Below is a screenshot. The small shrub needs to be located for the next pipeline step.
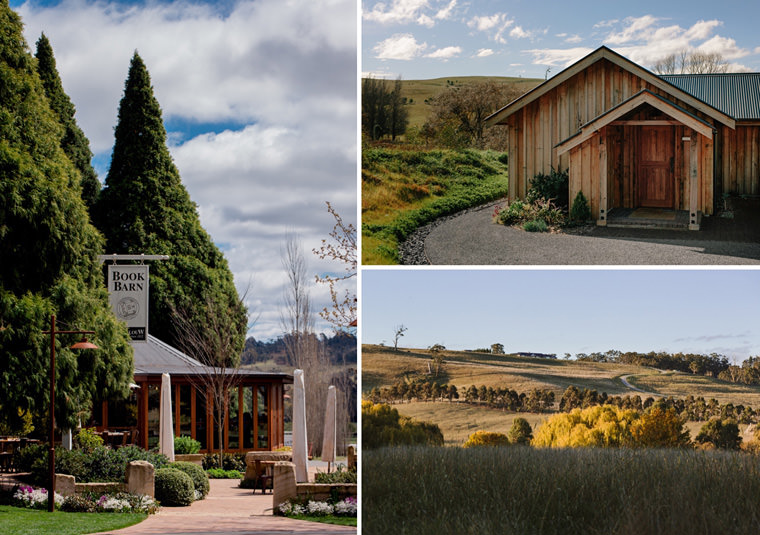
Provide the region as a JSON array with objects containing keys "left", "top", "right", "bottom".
[
  {"left": 62, "top": 493, "right": 97, "bottom": 513},
  {"left": 570, "top": 190, "right": 591, "bottom": 222},
  {"left": 496, "top": 199, "right": 528, "bottom": 225},
  {"left": 155, "top": 467, "right": 195, "bottom": 506},
  {"left": 174, "top": 435, "right": 201, "bottom": 455},
  {"left": 15, "top": 442, "right": 46, "bottom": 473},
  {"left": 75, "top": 427, "right": 104, "bottom": 452},
  {"left": 170, "top": 461, "right": 210, "bottom": 499},
  {"left": 202, "top": 452, "right": 246, "bottom": 472},
  {"left": 463, "top": 430, "right": 510, "bottom": 448},
  {"left": 523, "top": 219, "right": 548, "bottom": 232},
  {"left": 206, "top": 468, "right": 243, "bottom": 479},
  {"left": 314, "top": 464, "right": 357, "bottom": 484},
  {"left": 508, "top": 418, "right": 534, "bottom": 445},
  {"left": 527, "top": 168, "right": 569, "bottom": 209}
]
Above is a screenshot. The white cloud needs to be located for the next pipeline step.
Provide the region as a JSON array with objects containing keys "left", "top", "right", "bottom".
[
  {"left": 363, "top": 0, "right": 430, "bottom": 25},
  {"left": 373, "top": 33, "right": 427, "bottom": 60},
  {"left": 527, "top": 47, "right": 593, "bottom": 67},
  {"left": 509, "top": 26, "right": 531, "bottom": 39},
  {"left": 426, "top": 46, "right": 462, "bottom": 59},
  {"left": 565, "top": 34, "right": 583, "bottom": 44},
  {"left": 684, "top": 19, "right": 722, "bottom": 41},
  {"left": 435, "top": 0, "right": 457, "bottom": 20},
  {"left": 417, "top": 13, "right": 435, "bottom": 27},
  {"left": 15, "top": 0, "right": 356, "bottom": 340},
  {"left": 605, "top": 15, "right": 660, "bottom": 45},
  {"left": 467, "top": 12, "right": 515, "bottom": 44},
  {"left": 475, "top": 48, "right": 494, "bottom": 58},
  {"left": 697, "top": 35, "right": 749, "bottom": 59}
]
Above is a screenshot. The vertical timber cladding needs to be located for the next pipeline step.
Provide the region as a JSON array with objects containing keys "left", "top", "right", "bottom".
[{"left": 108, "top": 264, "right": 149, "bottom": 341}]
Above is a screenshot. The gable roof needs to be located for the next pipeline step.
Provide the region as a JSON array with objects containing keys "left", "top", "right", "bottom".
[
  {"left": 556, "top": 89, "right": 715, "bottom": 155},
  {"left": 485, "top": 46, "right": 735, "bottom": 129},
  {"left": 661, "top": 73, "right": 760, "bottom": 120},
  {"left": 132, "top": 335, "right": 292, "bottom": 381}
]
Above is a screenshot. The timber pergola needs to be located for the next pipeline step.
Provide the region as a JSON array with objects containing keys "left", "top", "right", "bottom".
[{"left": 555, "top": 90, "right": 718, "bottom": 230}]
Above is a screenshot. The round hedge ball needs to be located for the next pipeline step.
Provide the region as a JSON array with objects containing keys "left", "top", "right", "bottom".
[
  {"left": 155, "top": 467, "right": 195, "bottom": 506},
  {"left": 170, "top": 461, "right": 210, "bottom": 499}
]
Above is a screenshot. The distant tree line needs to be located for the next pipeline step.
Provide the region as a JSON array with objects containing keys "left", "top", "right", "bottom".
[
  {"left": 361, "top": 76, "right": 408, "bottom": 141},
  {"left": 572, "top": 350, "right": 732, "bottom": 378},
  {"left": 241, "top": 332, "right": 356, "bottom": 366},
  {"left": 366, "top": 379, "right": 555, "bottom": 413}
]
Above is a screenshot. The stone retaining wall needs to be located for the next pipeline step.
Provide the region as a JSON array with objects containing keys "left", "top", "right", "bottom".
[
  {"left": 272, "top": 461, "right": 357, "bottom": 512},
  {"left": 54, "top": 460, "right": 155, "bottom": 498}
]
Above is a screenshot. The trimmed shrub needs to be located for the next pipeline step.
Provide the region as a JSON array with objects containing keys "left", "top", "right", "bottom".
[
  {"left": 523, "top": 219, "right": 548, "bottom": 232},
  {"left": 174, "top": 435, "right": 201, "bottom": 455},
  {"left": 170, "top": 461, "right": 210, "bottom": 499},
  {"left": 155, "top": 467, "right": 195, "bottom": 506},
  {"left": 61, "top": 493, "right": 97, "bottom": 513},
  {"left": 202, "top": 452, "right": 246, "bottom": 472},
  {"left": 570, "top": 190, "right": 591, "bottom": 222},
  {"left": 314, "top": 465, "right": 357, "bottom": 484},
  {"left": 75, "top": 428, "right": 104, "bottom": 453},
  {"left": 463, "top": 430, "right": 510, "bottom": 448},
  {"left": 206, "top": 468, "right": 243, "bottom": 479}
]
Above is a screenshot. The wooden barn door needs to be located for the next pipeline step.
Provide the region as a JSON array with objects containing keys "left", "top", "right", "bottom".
[{"left": 638, "top": 126, "right": 675, "bottom": 208}]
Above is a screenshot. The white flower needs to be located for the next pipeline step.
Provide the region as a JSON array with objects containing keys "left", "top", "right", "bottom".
[
  {"left": 335, "top": 498, "right": 358, "bottom": 516},
  {"left": 307, "top": 501, "right": 334, "bottom": 516}
]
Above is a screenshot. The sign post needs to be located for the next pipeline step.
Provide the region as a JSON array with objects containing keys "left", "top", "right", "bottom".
[{"left": 107, "top": 264, "right": 149, "bottom": 341}]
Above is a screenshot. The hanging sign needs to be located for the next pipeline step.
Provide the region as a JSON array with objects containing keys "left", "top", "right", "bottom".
[{"left": 107, "top": 264, "right": 149, "bottom": 341}]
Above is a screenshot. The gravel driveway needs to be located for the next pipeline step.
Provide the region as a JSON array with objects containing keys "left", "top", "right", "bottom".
[{"left": 401, "top": 199, "right": 760, "bottom": 265}]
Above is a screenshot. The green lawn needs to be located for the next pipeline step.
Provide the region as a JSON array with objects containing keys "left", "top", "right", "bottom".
[
  {"left": 0, "top": 505, "right": 146, "bottom": 535},
  {"left": 290, "top": 515, "right": 357, "bottom": 526}
]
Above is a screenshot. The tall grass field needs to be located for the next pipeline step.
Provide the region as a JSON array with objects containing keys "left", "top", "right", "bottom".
[{"left": 363, "top": 446, "right": 760, "bottom": 535}]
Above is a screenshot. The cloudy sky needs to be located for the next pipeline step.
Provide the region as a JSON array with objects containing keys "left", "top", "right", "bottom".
[
  {"left": 363, "top": 0, "right": 760, "bottom": 79},
  {"left": 11, "top": 0, "right": 357, "bottom": 340},
  {"left": 362, "top": 269, "right": 760, "bottom": 362}
]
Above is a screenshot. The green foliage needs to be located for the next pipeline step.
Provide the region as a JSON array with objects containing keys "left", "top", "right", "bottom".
[
  {"left": 61, "top": 494, "right": 97, "bottom": 513},
  {"left": 0, "top": 2, "right": 134, "bottom": 432},
  {"left": 362, "top": 401, "right": 444, "bottom": 449},
  {"left": 362, "top": 147, "right": 509, "bottom": 264},
  {"left": 314, "top": 465, "right": 357, "bottom": 484},
  {"left": 93, "top": 53, "right": 246, "bottom": 361},
  {"left": 28, "top": 444, "right": 169, "bottom": 485},
  {"left": 364, "top": 446, "right": 760, "bottom": 535},
  {"left": 75, "top": 427, "right": 104, "bottom": 453},
  {"left": 523, "top": 219, "right": 548, "bottom": 232},
  {"left": 202, "top": 452, "right": 246, "bottom": 472},
  {"left": 154, "top": 467, "right": 195, "bottom": 507},
  {"left": 173, "top": 435, "right": 201, "bottom": 455},
  {"left": 508, "top": 418, "right": 533, "bottom": 445},
  {"left": 205, "top": 468, "right": 242, "bottom": 479},
  {"left": 526, "top": 168, "right": 569, "bottom": 209},
  {"left": 462, "top": 430, "right": 510, "bottom": 448},
  {"left": 34, "top": 34, "right": 100, "bottom": 209},
  {"left": 696, "top": 418, "right": 742, "bottom": 450},
  {"left": 362, "top": 76, "right": 408, "bottom": 141},
  {"left": 170, "top": 461, "right": 210, "bottom": 499},
  {"left": 569, "top": 190, "right": 591, "bottom": 223}
]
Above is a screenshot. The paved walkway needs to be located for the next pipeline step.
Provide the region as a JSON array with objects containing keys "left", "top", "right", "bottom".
[
  {"left": 418, "top": 198, "right": 760, "bottom": 265},
  {"left": 92, "top": 478, "right": 357, "bottom": 535}
]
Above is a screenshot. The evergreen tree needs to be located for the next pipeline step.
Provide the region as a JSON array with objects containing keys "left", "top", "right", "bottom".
[
  {"left": 94, "top": 53, "right": 246, "bottom": 362},
  {"left": 34, "top": 33, "right": 100, "bottom": 209},
  {"left": 0, "top": 1, "right": 133, "bottom": 434}
]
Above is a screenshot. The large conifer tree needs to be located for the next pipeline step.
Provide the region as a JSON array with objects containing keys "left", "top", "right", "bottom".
[
  {"left": 35, "top": 33, "right": 100, "bottom": 209},
  {"left": 94, "top": 53, "right": 247, "bottom": 362},
  {"left": 0, "top": 1, "right": 133, "bottom": 433}
]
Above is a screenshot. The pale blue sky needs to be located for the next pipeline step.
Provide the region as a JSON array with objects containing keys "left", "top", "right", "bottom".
[
  {"left": 363, "top": 0, "right": 760, "bottom": 79},
  {"left": 361, "top": 269, "right": 760, "bottom": 361}
]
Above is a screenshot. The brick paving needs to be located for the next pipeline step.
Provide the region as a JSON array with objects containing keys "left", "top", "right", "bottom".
[{"left": 92, "top": 478, "right": 357, "bottom": 535}]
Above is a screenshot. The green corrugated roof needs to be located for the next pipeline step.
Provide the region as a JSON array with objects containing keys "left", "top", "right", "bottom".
[{"left": 661, "top": 73, "right": 760, "bottom": 120}]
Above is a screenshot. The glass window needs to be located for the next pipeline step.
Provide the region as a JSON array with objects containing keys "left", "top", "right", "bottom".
[
  {"left": 228, "top": 387, "right": 239, "bottom": 450},
  {"left": 195, "top": 387, "right": 207, "bottom": 450},
  {"left": 179, "top": 385, "right": 192, "bottom": 438},
  {"left": 108, "top": 390, "right": 138, "bottom": 428},
  {"left": 147, "top": 384, "right": 160, "bottom": 450},
  {"left": 242, "top": 387, "right": 254, "bottom": 449},
  {"left": 257, "top": 385, "right": 268, "bottom": 449}
]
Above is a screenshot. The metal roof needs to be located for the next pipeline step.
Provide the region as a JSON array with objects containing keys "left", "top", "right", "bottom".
[
  {"left": 132, "top": 335, "right": 292, "bottom": 381},
  {"left": 660, "top": 73, "right": 760, "bottom": 120}
]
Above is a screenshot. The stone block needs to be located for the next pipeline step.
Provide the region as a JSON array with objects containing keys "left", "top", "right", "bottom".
[
  {"left": 272, "top": 461, "right": 297, "bottom": 511},
  {"left": 55, "top": 473, "right": 76, "bottom": 497},
  {"left": 347, "top": 444, "right": 356, "bottom": 470},
  {"left": 126, "top": 460, "right": 155, "bottom": 497}
]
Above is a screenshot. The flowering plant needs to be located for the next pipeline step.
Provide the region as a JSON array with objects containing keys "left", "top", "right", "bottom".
[
  {"left": 278, "top": 496, "right": 357, "bottom": 517},
  {"left": 13, "top": 485, "right": 64, "bottom": 510}
]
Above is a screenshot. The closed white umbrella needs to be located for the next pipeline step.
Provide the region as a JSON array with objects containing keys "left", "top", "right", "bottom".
[
  {"left": 293, "top": 369, "right": 308, "bottom": 482},
  {"left": 321, "top": 385, "right": 336, "bottom": 471},
  {"left": 159, "top": 373, "right": 175, "bottom": 461}
]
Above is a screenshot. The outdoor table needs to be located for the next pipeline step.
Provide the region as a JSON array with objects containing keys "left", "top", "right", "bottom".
[{"left": 244, "top": 451, "right": 292, "bottom": 494}]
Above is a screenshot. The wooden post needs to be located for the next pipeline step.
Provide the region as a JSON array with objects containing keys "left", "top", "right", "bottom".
[
  {"left": 598, "top": 130, "right": 608, "bottom": 226},
  {"left": 689, "top": 130, "right": 700, "bottom": 230}
]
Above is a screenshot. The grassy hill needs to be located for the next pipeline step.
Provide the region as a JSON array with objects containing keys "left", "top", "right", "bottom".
[
  {"left": 363, "top": 344, "right": 760, "bottom": 445},
  {"left": 390, "top": 76, "right": 542, "bottom": 129}
]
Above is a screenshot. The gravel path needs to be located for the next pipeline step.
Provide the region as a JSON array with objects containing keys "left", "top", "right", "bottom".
[{"left": 402, "top": 199, "right": 760, "bottom": 265}]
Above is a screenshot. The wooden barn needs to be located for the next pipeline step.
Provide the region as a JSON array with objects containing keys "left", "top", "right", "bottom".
[{"left": 486, "top": 46, "right": 760, "bottom": 229}]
